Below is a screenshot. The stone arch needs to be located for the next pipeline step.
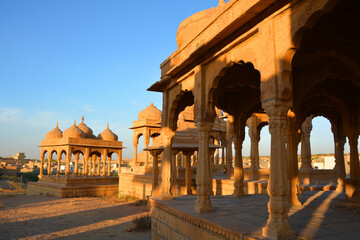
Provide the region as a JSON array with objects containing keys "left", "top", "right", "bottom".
[
  {"left": 291, "top": 0, "right": 340, "bottom": 49},
  {"left": 208, "top": 60, "right": 262, "bottom": 124},
  {"left": 168, "top": 90, "right": 194, "bottom": 131}
]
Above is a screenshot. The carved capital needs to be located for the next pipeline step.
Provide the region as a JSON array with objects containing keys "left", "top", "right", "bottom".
[
  {"left": 161, "top": 127, "right": 175, "bottom": 146},
  {"left": 149, "top": 150, "right": 162, "bottom": 157},
  {"left": 263, "top": 101, "right": 289, "bottom": 133}
]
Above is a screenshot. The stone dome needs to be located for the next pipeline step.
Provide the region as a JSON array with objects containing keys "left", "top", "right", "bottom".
[
  {"left": 45, "top": 122, "right": 63, "bottom": 139},
  {"left": 176, "top": 1, "right": 226, "bottom": 48},
  {"left": 138, "top": 103, "right": 162, "bottom": 121},
  {"left": 63, "top": 120, "right": 85, "bottom": 138},
  {"left": 98, "top": 123, "right": 118, "bottom": 141},
  {"left": 77, "top": 116, "right": 95, "bottom": 139}
]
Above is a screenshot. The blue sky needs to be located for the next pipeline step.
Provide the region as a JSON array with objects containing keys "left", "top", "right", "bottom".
[{"left": 0, "top": 0, "right": 355, "bottom": 159}]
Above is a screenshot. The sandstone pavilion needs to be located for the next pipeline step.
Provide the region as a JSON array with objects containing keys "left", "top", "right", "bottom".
[{"left": 28, "top": 116, "right": 124, "bottom": 197}]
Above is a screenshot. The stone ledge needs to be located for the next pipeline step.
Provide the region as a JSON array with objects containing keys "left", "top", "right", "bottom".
[{"left": 150, "top": 197, "right": 244, "bottom": 240}]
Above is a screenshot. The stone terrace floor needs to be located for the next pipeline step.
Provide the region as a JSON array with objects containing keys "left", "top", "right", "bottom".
[{"left": 160, "top": 191, "right": 360, "bottom": 240}]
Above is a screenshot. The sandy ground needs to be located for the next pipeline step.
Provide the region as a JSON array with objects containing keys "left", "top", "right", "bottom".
[{"left": 0, "top": 192, "right": 152, "bottom": 240}]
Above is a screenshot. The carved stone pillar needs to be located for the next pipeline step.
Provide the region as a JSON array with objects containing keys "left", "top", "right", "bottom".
[
  {"left": 349, "top": 133, "right": 360, "bottom": 179},
  {"left": 84, "top": 149, "right": 89, "bottom": 177},
  {"left": 233, "top": 120, "right": 245, "bottom": 197},
  {"left": 118, "top": 149, "right": 122, "bottom": 176},
  {"left": 144, "top": 133, "right": 150, "bottom": 166},
  {"left": 57, "top": 153, "right": 61, "bottom": 176},
  {"left": 192, "top": 152, "right": 197, "bottom": 167},
  {"left": 159, "top": 128, "right": 175, "bottom": 200},
  {"left": 221, "top": 141, "right": 225, "bottom": 166},
  {"left": 262, "top": 102, "right": 295, "bottom": 239},
  {"left": 286, "top": 111, "right": 302, "bottom": 206},
  {"left": 107, "top": 156, "right": 111, "bottom": 176},
  {"left": 226, "top": 119, "right": 234, "bottom": 172},
  {"left": 249, "top": 129, "right": 260, "bottom": 170},
  {"left": 39, "top": 153, "right": 44, "bottom": 178},
  {"left": 91, "top": 154, "right": 97, "bottom": 176},
  {"left": 214, "top": 139, "right": 220, "bottom": 165},
  {"left": 65, "top": 150, "right": 71, "bottom": 177},
  {"left": 300, "top": 117, "right": 313, "bottom": 170},
  {"left": 48, "top": 155, "right": 52, "bottom": 176},
  {"left": 150, "top": 150, "right": 162, "bottom": 196},
  {"left": 171, "top": 149, "right": 181, "bottom": 197},
  {"left": 96, "top": 156, "right": 100, "bottom": 176},
  {"left": 183, "top": 151, "right": 194, "bottom": 195},
  {"left": 332, "top": 125, "right": 346, "bottom": 191},
  {"left": 133, "top": 137, "right": 138, "bottom": 166},
  {"left": 194, "top": 121, "right": 214, "bottom": 213},
  {"left": 74, "top": 153, "right": 79, "bottom": 177}
]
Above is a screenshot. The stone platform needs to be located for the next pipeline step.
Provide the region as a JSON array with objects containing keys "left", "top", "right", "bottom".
[
  {"left": 151, "top": 191, "right": 360, "bottom": 240},
  {"left": 27, "top": 176, "right": 118, "bottom": 197}
]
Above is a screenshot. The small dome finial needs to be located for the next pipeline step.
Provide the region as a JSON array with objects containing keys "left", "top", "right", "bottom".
[
  {"left": 56, "top": 122, "right": 59, "bottom": 128},
  {"left": 81, "top": 116, "right": 84, "bottom": 123},
  {"left": 107, "top": 122, "right": 109, "bottom": 129},
  {"left": 73, "top": 120, "right": 76, "bottom": 126},
  {"left": 218, "top": 0, "right": 226, "bottom": 8}
]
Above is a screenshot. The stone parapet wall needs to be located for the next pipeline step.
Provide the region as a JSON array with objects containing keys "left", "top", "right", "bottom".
[
  {"left": 213, "top": 178, "right": 267, "bottom": 195},
  {"left": 150, "top": 198, "right": 243, "bottom": 240},
  {"left": 298, "top": 169, "right": 337, "bottom": 184}
]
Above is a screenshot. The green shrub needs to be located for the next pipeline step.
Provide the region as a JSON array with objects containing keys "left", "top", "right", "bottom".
[{"left": 22, "top": 172, "right": 39, "bottom": 182}]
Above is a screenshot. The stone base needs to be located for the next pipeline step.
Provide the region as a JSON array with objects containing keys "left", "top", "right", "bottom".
[
  {"left": 338, "top": 178, "right": 360, "bottom": 209},
  {"left": 118, "top": 173, "right": 153, "bottom": 200},
  {"left": 27, "top": 176, "right": 118, "bottom": 197},
  {"left": 298, "top": 169, "right": 337, "bottom": 184},
  {"left": 132, "top": 166, "right": 153, "bottom": 175},
  {"left": 150, "top": 197, "right": 244, "bottom": 240}
]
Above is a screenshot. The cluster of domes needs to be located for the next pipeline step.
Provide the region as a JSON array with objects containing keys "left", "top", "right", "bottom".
[{"left": 45, "top": 116, "right": 118, "bottom": 141}]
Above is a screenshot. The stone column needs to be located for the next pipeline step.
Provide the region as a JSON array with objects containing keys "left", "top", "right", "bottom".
[
  {"left": 57, "top": 153, "right": 61, "bottom": 176},
  {"left": 150, "top": 150, "right": 162, "bottom": 196},
  {"left": 194, "top": 121, "right": 214, "bottom": 213},
  {"left": 249, "top": 128, "right": 261, "bottom": 170},
  {"left": 262, "top": 102, "right": 295, "bottom": 239},
  {"left": 84, "top": 149, "right": 89, "bottom": 177},
  {"left": 226, "top": 119, "right": 234, "bottom": 172},
  {"left": 349, "top": 133, "right": 360, "bottom": 179},
  {"left": 214, "top": 139, "right": 220, "bottom": 165},
  {"left": 192, "top": 152, "right": 197, "bottom": 167},
  {"left": 158, "top": 128, "right": 175, "bottom": 200},
  {"left": 176, "top": 153, "right": 182, "bottom": 177},
  {"left": 133, "top": 137, "right": 138, "bottom": 166},
  {"left": 183, "top": 151, "right": 194, "bottom": 195},
  {"left": 332, "top": 125, "right": 346, "bottom": 191},
  {"left": 144, "top": 132, "right": 150, "bottom": 166},
  {"left": 300, "top": 117, "right": 313, "bottom": 170},
  {"left": 65, "top": 150, "right": 71, "bottom": 177},
  {"left": 96, "top": 156, "right": 100, "bottom": 176},
  {"left": 286, "top": 111, "right": 302, "bottom": 206},
  {"left": 118, "top": 149, "right": 122, "bottom": 176},
  {"left": 92, "top": 155, "right": 96, "bottom": 176},
  {"left": 171, "top": 150, "right": 181, "bottom": 197},
  {"left": 233, "top": 122, "right": 245, "bottom": 197},
  {"left": 74, "top": 153, "right": 79, "bottom": 177},
  {"left": 107, "top": 156, "right": 111, "bottom": 176},
  {"left": 102, "top": 150, "right": 107, "bottom": 177},
  {"left": 48, "top": 155, "right": 52, "bottom": 176},
  {"left": 40, "top": 152, "right": 44, "bottom": 178},
  {"left": 221, "top": 142, "right": 225, "bottom": 166}
]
